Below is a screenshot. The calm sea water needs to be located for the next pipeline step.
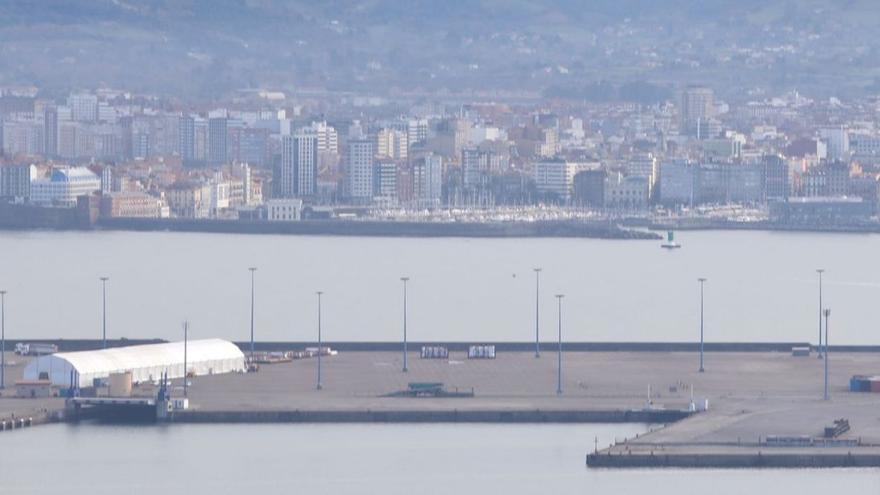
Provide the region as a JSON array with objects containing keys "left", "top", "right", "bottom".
[
  {"left": 0, "top": 230, "right": 878, "bottom": 344},
  {"left": 0, "top": 423, "right": 877, "bottom": 494}
]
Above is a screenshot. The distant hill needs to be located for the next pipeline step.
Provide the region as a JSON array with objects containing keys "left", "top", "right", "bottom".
[{"left": 1, "top": 0, "right": 878, "bottom": 99}]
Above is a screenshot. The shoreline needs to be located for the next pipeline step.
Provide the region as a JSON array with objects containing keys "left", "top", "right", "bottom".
[
  {"left": 0, "top": 214, "right": 880, "bottom": 240},
  {"left": 0, "top": 208, "right": 660, "bottom": 239}
]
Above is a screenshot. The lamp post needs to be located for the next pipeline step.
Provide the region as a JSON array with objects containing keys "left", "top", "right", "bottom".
[
  {"left": 555, "top": 294, "right": 564, "bottom": 395},
  {"left": 401, "top": 277, "right": 409, "bottom": 373},
  {"left": 183, "top": 320, "right": 188, "bottom": 398},
  {"left": 533, "top": 268, "right": 542, "bottom": 358},
  {"left": 816, "top": 269, "right": 824, "bottom": 359},
  {"left": 249, "top": 267, "right": 257, "bottom": 362},
  {"left": 0, "top": 290, "right": 6, "bottom": 390},
  {"left": 824, "top": 308, "right": 831, "bottom": 401},
  {"left": 100, "top": 277, "right": 109, "bottom": 349},
  {"left": 698, "top": 278, "right": 707, "bottom": 373},
  {"left": 316, "top": 291, "right": 323, "bottom": 390}
]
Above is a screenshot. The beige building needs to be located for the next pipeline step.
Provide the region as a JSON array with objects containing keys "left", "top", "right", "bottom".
[
  {"left": 377, "top": 128, "right": 408, "bottom": 160},
  {"left": 166, "top": 181, "right": 211, "bottom": 218},
  {"left": 100, "top": 192, "right": 166, "bottom": 218}
]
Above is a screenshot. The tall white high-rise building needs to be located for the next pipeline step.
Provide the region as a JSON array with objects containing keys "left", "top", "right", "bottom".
[
  {"left": 461, "top": 148, "right": 489, "bottom": 188},
  {"left": 679, "top": 86, "right": 714, "bottom": 133},
  {"left": 819, "top": 127, "right": 850, "bottom": 161},
  {"left": 68, "top": 93, "right": 98, "bottom": 123},
  {"left": 308, "top": 121, "right": 338, "bottom": 154},
  {"left": 373, "top": 161, "right": 398, "bottom": 201},
  {"left": 413, "top": 153, "right": 443, "bottom": 207},
  {"left": 280, "top": 131, "right": 318, "bottom": 197},
  {"left": 407, "top": 119, "right": 429, "bottom": 146},
  {"left": 346, "top": 138, "right": 374, "bottom": 200}
]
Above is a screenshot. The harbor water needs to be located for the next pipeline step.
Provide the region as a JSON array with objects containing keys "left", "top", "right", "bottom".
[
  {"left": 1, "top": 229, "right": 879, "bottom": 343},
  {"left": 1, "top": 423, "right": 878, "bottom": 494}
]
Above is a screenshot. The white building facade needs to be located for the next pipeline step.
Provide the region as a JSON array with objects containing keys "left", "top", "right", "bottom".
[{"left": 30, "top": 167, "right": 101, "bottom": 206}]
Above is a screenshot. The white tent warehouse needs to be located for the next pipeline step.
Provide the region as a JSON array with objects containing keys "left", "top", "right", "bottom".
[{"left": 23, "top": 339, "right": 246, "bottom": 388}]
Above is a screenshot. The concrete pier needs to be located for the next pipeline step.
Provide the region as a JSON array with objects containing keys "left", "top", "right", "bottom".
[{"left": 5, "top": 346, "right": 880, "bottom": 468}]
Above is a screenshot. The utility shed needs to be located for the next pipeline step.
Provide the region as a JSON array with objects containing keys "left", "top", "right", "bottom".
[{"left": 23, "top": 339, "right": 246, "bottom": 388}]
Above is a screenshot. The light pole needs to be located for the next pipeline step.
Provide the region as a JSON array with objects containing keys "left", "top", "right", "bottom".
[
  {"left": 316, "top": 291, "right": 323, "bottom": 390},
  {"left": 534, "top": 268, "right": 542, "bottom": 358},
  {"left": 824, "top": 308, "right": 831, "bottom": 401},
  {"left": 816, "top": 269, "right": 824, "bottom": 359},
  {"left": 249, "top": 267, "right": 257, "bottom": 362},
  {"left": 0, "top": 290, "right": 6, "bottom": 390},
  {"left": 698, "top": 278, "right": 707, "bottom": 373},
  {"left": 555, "top": 294, "right": 564, "bottom": 395},
  {"left": 401, "top": 277, "right": 409, "bottom": 373},
  {"left": 183, "top": 320, "right": 188, "bottom": 398},
  {"left": 100, "top": 277, "right": 109, "bottom": 349}
]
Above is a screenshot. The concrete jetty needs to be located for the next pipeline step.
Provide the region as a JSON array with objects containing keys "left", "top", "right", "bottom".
[{"left": 4, "top": 346, "right": 880, "bottom": 468}]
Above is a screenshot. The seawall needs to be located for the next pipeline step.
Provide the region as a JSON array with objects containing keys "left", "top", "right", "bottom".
[
  {"left": 168, "top": 408, "right": 691, "bottom": 424},
  {"left": 586, "top": 451, "right": 880, "bottom": 468}
]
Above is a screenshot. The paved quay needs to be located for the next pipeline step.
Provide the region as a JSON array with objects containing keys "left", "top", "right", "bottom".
[
  {"left": 173, "top": 350, "right": 876, "bottom": 410},
  {"left": 176, "top": 349, "right": 880, "bottom": 466},
  {"left": 5, "top": 347, "right": 880, "bottom": 468}
]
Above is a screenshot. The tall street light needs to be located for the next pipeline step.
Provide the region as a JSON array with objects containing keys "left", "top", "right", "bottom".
[
  {"left": 816, "top": 269, "right": 824, "bottom": 359},
  {"left": 698, "top": 278, "right": 707, "bottom": 373},
  {"left": 555, "top": 294, "right": 564, "bottom": 395},
  {"left": 533, "top": 268, "right": 542, "bottom": 358},
  {"left": 249, "top": 267, "right": 257, "bottom": 362},
  {"left": 316, "top": 291, "right": 323, "bottom": 390},
  {"left": 401, "top": 277, "right": 409, "bottom": 373},
  {"left": 0, "top": 290, "right": 6, "bottom": 390},
  {"left": 824, "top": 308, "right": 831, "bottom": 401},
  {"left": 100, "top": 277, "right": 109, "bottom": 349},
  {"left": 183, "top": 320, "right": 188, "bottom": 398}
]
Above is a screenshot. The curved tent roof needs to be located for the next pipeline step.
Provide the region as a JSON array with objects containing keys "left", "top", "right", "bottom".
[{"left": 24, "top": 338, "right": 246, "bottom": 388}]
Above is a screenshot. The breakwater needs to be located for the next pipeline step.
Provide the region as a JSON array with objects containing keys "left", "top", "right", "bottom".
[
  {"left": 648, "top": 218, "right": 880, "bottom": 234},
  {"left": 586, "top": 451, "right": 880, "bottom": 468},
  {"left": 168, "top": 408, "right": 691, "bottom": 424}
]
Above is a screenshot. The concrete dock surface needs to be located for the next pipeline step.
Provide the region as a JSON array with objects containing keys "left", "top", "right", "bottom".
[{"left": 4, "top": 348, "right": 880, "bottom": 466}]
